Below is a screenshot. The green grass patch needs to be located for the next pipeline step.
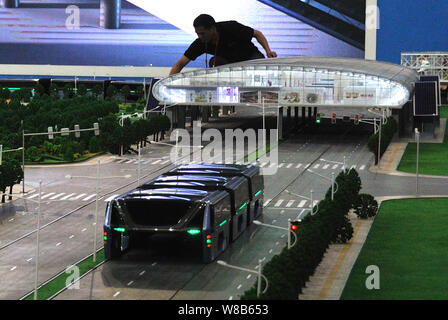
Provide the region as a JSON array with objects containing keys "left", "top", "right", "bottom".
[
  {"left": 25, "top": 152, "right": 103, "bottom": 165},
  {"left": 341, "top": 198, "right": 448, "bottom": 300},
  {"left": 23, "top": 249, "right": 105, "bottom": 300},
  {"left": 397, "top": 106, "right": 448, "bottom": 176}
]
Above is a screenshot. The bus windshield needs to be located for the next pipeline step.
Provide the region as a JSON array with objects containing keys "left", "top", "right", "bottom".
[{"left": 124, "top": 199, "right": 194, "bottom": 226}]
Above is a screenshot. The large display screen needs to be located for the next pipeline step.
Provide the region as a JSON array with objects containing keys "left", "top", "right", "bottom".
[{"left": 0, "top": 0, "right": 363, "bottom": 67}]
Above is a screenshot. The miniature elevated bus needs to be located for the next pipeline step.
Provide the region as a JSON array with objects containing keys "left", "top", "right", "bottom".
[
  {"left": 141, "top": 174, "right": 250, "bottom": 242},
  {"left": 104, "top": 187, "right": 232, "bottom": 263},
  {"left": 164, "top": 163, "right": 264, "bottom": 224},
  {"left": 104, "top": 163, "right": 263, "bottom": 263}
]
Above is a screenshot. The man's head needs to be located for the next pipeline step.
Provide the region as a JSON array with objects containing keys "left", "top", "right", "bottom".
[{"left": 193, "top": 14, "right": 217, "bottom": 43}]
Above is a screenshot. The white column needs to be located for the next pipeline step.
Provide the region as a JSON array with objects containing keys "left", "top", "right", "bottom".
[{"left": 365, "top": 0, "right": 379, "bottom": 61}]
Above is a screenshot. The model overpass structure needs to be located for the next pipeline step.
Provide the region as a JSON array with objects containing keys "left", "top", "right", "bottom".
[{"left": 153, "top": 56, "right": 418, "bottom": 109}]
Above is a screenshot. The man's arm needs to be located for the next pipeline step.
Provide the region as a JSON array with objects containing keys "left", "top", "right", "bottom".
[
  {"left": 253, "top": 29, "right": 277, "bottom": 58},
  {"left": 169, "top": 55, "right": 191, "bottom": 75}
]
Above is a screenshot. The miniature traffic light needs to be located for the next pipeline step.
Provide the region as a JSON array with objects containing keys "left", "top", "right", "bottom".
[
  {"left": 290, "top": 220, "right": 301, "bottom": 232},
  {"left": 354, "top": 114, "right": 359, "bottom": 125},
  {"left": 331, "top": 113, "right": 336, "bottom": 124},
  {"left": 316, "top": 113, "right": 321, "bottom": 124}
]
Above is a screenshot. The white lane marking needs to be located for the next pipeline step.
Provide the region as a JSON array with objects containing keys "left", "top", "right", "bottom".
[
  {"left": 278, "top": 163, "right": 284, "bottom": 168},
  {"left": 152, "top": 159, "right": 162, "bottom": 164},
  {"left": 332, "top": 164, "right": 339, "bottom": 169},
  {"left": 323, "top": 164, "right": 329, "bottom": 169},
  {"left": 125, "top": 159, "right": 134, "bottom": 164},
  {"left": 237, "top": 284, "right": 242, "bottom": 290},
  {"left": 139, "top": 270, "right": 146, "bottom": 276},
  {"left": 360, "top": 165, "right": 366, "bottom": 170},
  {"left": 161, "top": 159, "right": 170, "bottom": 164},
  {"left": 127, "top": 281, "right": 134, "bottom": 286},
  {"left": 113, "top": 291, "right": 120, "bottom": 297},
  {"left": 26, "top": 258, "right": 33, "bottom": 262},
  {"left": 56, "top": 242, "right": 61, "bottom": 247},
  {"left": 82, "top": 228, "right": 87, "bottom": 232},
  {"left": 69, "top": 235, "right": 74, "bottom": 239},
  {"left": 295, "top": 163, "right": 302, "bottom": 168},
  {"left": 246, "top": 274, "right": 252, "bottom": 280},
  {"left": 313, "top": 164, "right": 320, "bottom": 169},
  {"left": 10, "top": 266, "right": 17, "bottom": 271},
  {"left": 286, "top": 163, "right": 293, "bottom": 168},
  {"left": 286, "top": 200, "right": 295, "bottom": 208},
  {"left": 27, "top": 193, "right": 41, "bottom": 199}
]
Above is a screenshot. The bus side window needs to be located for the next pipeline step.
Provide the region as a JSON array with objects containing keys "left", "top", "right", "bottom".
[
  {"left": 111, "top": 202, "right": 124, "bottom": 225},
  {"left": 213, "top": 196, "right": 232, "bottom": 229}
]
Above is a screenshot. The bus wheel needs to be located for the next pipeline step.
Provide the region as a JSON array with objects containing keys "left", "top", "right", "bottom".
[
  {"left": 255, "top": 200, "right": 263, "bottom": 218},
  {"left": 110, "top": 233, "right": 122, "bottom": 259}
]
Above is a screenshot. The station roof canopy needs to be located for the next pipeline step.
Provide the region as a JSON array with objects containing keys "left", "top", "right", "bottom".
[{"left": 153, "top": 56, "right": 419, "bottom": 109}]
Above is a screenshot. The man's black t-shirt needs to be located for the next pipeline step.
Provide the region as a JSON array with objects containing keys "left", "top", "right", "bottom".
[{"left": 184, "top": 21, "right": 263, "bottom": 64}]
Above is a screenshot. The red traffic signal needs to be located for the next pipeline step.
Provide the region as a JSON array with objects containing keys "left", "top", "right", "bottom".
[
  {"left": 290, "top": 220, "right": 301, "bottom": 232},
  {"left": 331, "top": 113, "right": 336, "bottom": 124}
]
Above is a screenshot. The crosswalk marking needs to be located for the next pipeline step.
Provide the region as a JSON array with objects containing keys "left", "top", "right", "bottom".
[
  {"left": 286, "top": 200, "right": 295, "bottom": 207},
  {"left": 152, "top": 159, "right": 162, "bottom": 164},
  {"left": 359, "top": 165, "right": 365, "bottom": 170},
  {"left": 82, "top": 194, "right": 97, "bottom": 201},
  {"left": 323, "top": 164, "right": 329, "bottom": 169},
  {"left": 71, "top": 193, "right": 86, "bottom": 200},
  {"left": 278, "top": 163, "right": 285, "bottom": 168},
  {"left": 41, "top": 192, "right": 55, "bottom": 199},
  {"left": 264, "top": 199, "right": 272, "bottom": 207},
  {"left": 161, "top": 159, "right": 170, "bottom": 164},
  {"left": 104, "top": 194, "right": 120, "bottom": 202},
  {"left": 298, "top": 200, "right": 307, "bottom": 208},
  {"left": 274, "top": 199, "right": 284, "bottom": 207},
  {"left": 286, "top": 163, "right": 293, "bottom": 168},
  {"left": 295, "top": 163, "right": 302, "bottom": 168},
  {"left": 313, "top": 164, "right": 320, "bottom": 169},
  {"left": 27, "top": 193, "right": 40, "bottom": 199},
  {"left": 50, "top": 193, "right": 65, "bottom": 200},
  {"left": 125, "top": 159, "right": 134, "bottom": 164},
  {"left": 60, "top": 193, "right": 76, "bottom": 200},
  {"left": 332, "top": 164, "right": 339, "bottom": 169}
]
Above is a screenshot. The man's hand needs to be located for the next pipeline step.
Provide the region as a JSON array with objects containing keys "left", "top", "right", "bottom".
[
  {"left": 169, "top": 55, "right": 191, "bottom": 75},
  {"left": 266, "top": 50, "right": 277, "bottom": 58},
  {"left": 253, "top": 29, "right": 277, "bottom": 59}
]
